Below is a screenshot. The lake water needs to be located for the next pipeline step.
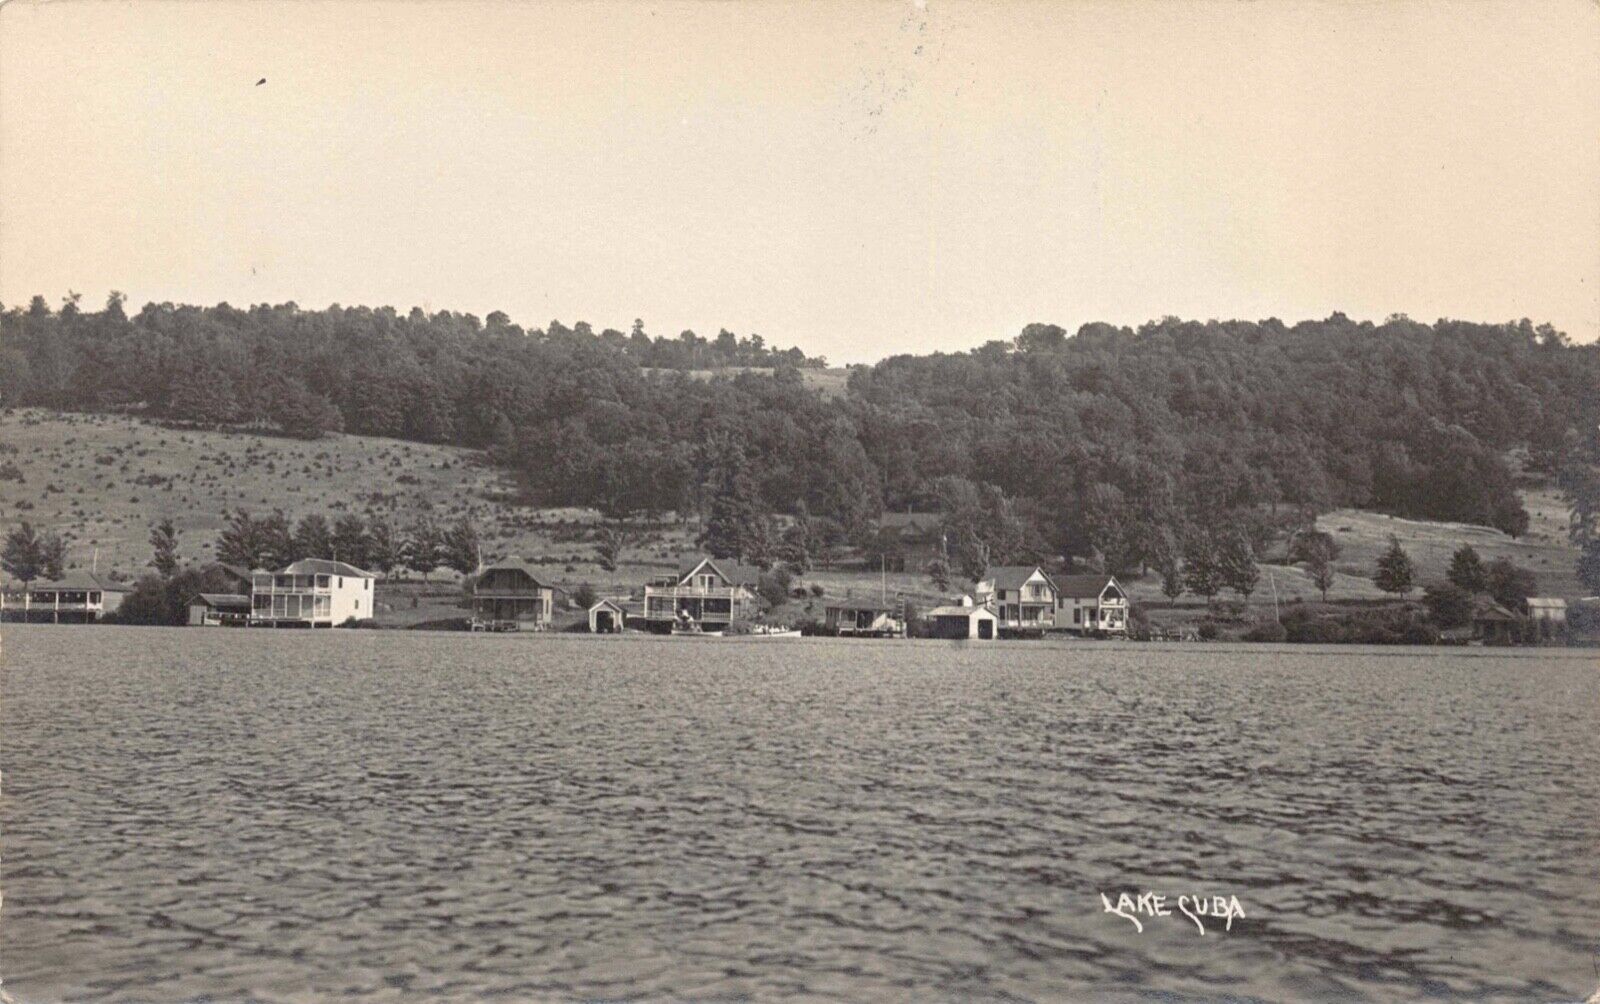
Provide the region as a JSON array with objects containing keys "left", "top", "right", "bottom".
[{"left": 2, "top": 626, "right": 1597, "bottom": 1002}]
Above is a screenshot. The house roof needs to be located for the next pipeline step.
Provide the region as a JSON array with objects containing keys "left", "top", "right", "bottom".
[
  {"left": 928, "top": 604, "right": 995, "bottom": 619},
  {"left": 1055, "top": 573, "right": 1120, "bottom": 599},
  {"left": 877, "top": 512, "right": 943, "bottom": 538},
  {"left": 985, "top": 565, "right": 1052, "bottom": 591},
  {"left": 476, "top": 559, "right": 550, "bottom": 587},
  {"left": 278, "top": 558, "right": 373, "bottom": 578},
  {"left": 676, "top": 556, "right": 762, "bottom": 587},
  {"left": 194, "top": 593, "right": 251, "bottom": 610},
  {"left": 1472, "top": 599, "right": 1518, "bottom": 622},
  {"left": 588, "top": 597, "right": 627, "bottom": 613},
  {"left": 1526, "top": 597, "right": 1567, "bottom": 610},
  {"left": 216, "top": 563, "right": 257, "bottom": 581},
  {"left": 3, "top": 572, "right": 130, "bottom": 592}
]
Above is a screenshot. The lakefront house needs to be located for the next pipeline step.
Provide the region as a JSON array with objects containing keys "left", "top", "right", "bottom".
[
  {"left": 824, "top": 599, "right": 906, "bottom": 637},
  {"left": 1054, "top": 573, "right": 1129, "bottom": 635},
  {"left": 470, "top": 560, "right": 555, "bottom": 631},
  {"left": 644, "top": 557, "right": 760, "bottom": 633},
  {"left": 250, "top": 558, "right": 374, "bottom": 627},
  {"left": 975, "top": 565, "right": 1059, "bottom": 635},
  {"left": 0, "top": 573, "right": 130, "bottom": 623}
]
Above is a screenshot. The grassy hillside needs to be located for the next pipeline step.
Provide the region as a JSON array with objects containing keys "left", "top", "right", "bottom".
[{"left": 0, "top": 409, "right": 1583, "bottom": 626}]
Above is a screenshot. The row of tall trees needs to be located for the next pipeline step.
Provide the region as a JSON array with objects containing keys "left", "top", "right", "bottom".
[{"left": 213, "top": 510, "right": 480, "bottom": 578}]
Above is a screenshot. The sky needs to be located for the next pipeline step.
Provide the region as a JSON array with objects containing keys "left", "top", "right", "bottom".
[{"left": 2, "top": 0, "right": 1596, "bottom": 363}]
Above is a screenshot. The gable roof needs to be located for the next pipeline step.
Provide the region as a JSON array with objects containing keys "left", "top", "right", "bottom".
[
  {"left": 676, "top": 556, "right": 762, "bottom": 587},
  {"left": 1472, "top": 599, "right": 1518, "bottom": 622},
  {"left": 1055, "top": 573, "right": 1120, "bottom": 599},
  {"left": 587, "top": 597, "right": 627, "bottom": 613},
  {"left": 476, "top": 559, "right": 550, "bottom": 588},
  {"left": 1525, "top": 597, "right": 1567, "bottom": 610},
  {"left": 985, "top": 565, "right": 1053, "bottom": 591},
  {"left": 279, "top": 558, "right": 373, "bottom": 578}
]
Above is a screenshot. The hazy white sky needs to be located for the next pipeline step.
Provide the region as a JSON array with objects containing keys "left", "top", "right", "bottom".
[{"left": 2, "top": 0, "right": 1596, "bottom": 362}]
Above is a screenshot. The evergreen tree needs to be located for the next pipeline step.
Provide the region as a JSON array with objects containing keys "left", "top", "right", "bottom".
[
  {"left": 293, "top": 514, "right": 334, "bottom": 560},
  {"left": 405, "top": 516, "right": 444, "bottom": 583},
  {"left": 1373, "top": 535, "right": 1416, "bottom": 597},
  {"left": 442, "top": 517, "right": 481, "bottom": 575},
  {"left": 331, "top": 514, "right": 369, "bottom": 567},
  {"left": 698, "top": 467, "right": 764, "bottom": 561},
  {"left": 215, "top": 510, "right": 263, "bottom": 569},
  {"left": 256, "top": 510, "right": 296, "bottom": 569},
  {"left": 1446, "top": 545, "right": 1488, "bottom": 594},
  {"left": 149, "top": 518, "right": 180, "bottom": 578},
  {"left": 924, "top": 555, "right": 952, "bottom": 593},
  {"left": 3, "top": 522, "right": 45, "bottom": 584},
  {"left": 1218, "top": 529, "right": 1260, "bottom": 599},
  {"left": 364, "top": 517, "right": 401, "bottom": 578}
]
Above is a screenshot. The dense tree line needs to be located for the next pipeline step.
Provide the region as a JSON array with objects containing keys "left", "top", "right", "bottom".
[{"left": 4, "top": 297, "right": 1597, "bottom": 576}]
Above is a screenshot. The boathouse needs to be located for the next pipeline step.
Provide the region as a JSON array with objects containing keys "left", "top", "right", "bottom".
[
  {"left": 188, "top": 592, "right": 251, "bottom": 626},
  {"left": 0, "top": 573, "right": 130, "bottom": 623},
  {"left": 250, "top": 558, "right": 374, "bottom": 627},
  {"left": 470, "top": 560, "right": 555, "bottom": 631},
  {"left": 588, "top": 597, "right": 628, "bottom": 633},
  {"left": 824, "top": 599, "right": 906, "bottom": 637},
  {"left": 643, "top": 557, "right": 760, "bottom": 633},
  {"left": 926, "top": 597, "right": 997, "bottom": 640}
]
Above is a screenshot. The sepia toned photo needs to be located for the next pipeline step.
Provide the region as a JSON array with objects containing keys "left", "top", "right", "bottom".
[{"left": 1, "top": 1, "right": 1597, "bottom": 1001}]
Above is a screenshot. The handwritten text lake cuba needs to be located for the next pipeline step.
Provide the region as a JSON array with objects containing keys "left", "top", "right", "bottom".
[
  {"left": 4, "top": 628, "right": 1599, "bottom": 1002},
  {"left": 1101, "top": 891, "right": 1246, "bottom": 934}
]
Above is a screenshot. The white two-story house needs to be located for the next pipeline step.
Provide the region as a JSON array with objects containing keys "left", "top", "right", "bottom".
[
  {"left": 1055, "top": 573, "right": 1128, "bottom": 635},
  {"left": 644, "top": 557, "right": 760, "bottom": 633},
  {"left": 250, "top": 558, "right": 375, "bottom": 627},
  {"left": 976, "top": 565, "right": 1059, "bottom": 635}
]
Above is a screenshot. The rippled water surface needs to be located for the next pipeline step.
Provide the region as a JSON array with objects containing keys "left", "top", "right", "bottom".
[{"left": 3, "top": 626, "right": 1597, "bottom": 1002}]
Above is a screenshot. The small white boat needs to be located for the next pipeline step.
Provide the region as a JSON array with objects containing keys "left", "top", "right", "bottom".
[{"left": 746, "top": 627, "right": 802, "bottom": 638}]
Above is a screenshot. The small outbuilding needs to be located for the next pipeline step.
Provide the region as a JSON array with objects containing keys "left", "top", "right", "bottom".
[
  {"left": 1525, "top": 597, "right": 1567, "bottom": 623},
  {"left": 926, "top": 598, "right": 998, "bottom": 640},
  {"left": 588, "top": 597, "right": 628, "bottom": 634},
  {"left": 188, "top": 592, "right": 251, "bottom": 626}
]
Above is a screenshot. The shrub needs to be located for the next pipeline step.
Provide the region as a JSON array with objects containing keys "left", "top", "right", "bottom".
[{"left": 1242, "top": 620, "right": 1287, "bottom": 643}]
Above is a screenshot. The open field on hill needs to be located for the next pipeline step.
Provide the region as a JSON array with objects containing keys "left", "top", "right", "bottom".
[{"left": 1, "top": 410, "right": 1584, "bottom": 625}]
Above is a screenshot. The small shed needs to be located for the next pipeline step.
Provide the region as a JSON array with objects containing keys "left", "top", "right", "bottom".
[
  {"left": 588, "top": 597, "right": 628, "bottom": 634},
  {"left": 927, "top": 598, "right": 997, "bottom": 640},
  {"left": 188, "top": 593, "right": 251, "bottom": 627},
  {"left": 1525, "top": 597, "right": 1567, "bottom": 623}
]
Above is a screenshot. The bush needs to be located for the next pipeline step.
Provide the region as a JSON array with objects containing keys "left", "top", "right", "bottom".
[
  {"left": 1242, "top": 620, "right": 1287, "bottom": 643},
  {"left": 1197, "top": 622, "right": 1220, "bottom": 641},
  {"left": 571, "top": 581, "right": 598, "bottom": 610},
  {"left": 756, "top": 567, "right": 793, "bottom": 609}
]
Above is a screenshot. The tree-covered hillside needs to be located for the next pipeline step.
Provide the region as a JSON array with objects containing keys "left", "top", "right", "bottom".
[{"left": 3, "top": 296, "right": 1596, "bottom": 574}]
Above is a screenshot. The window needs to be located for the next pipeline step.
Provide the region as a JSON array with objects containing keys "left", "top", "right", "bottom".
[{"left": 1073, "top": 608, "right": 1081, "bottom": 624}]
